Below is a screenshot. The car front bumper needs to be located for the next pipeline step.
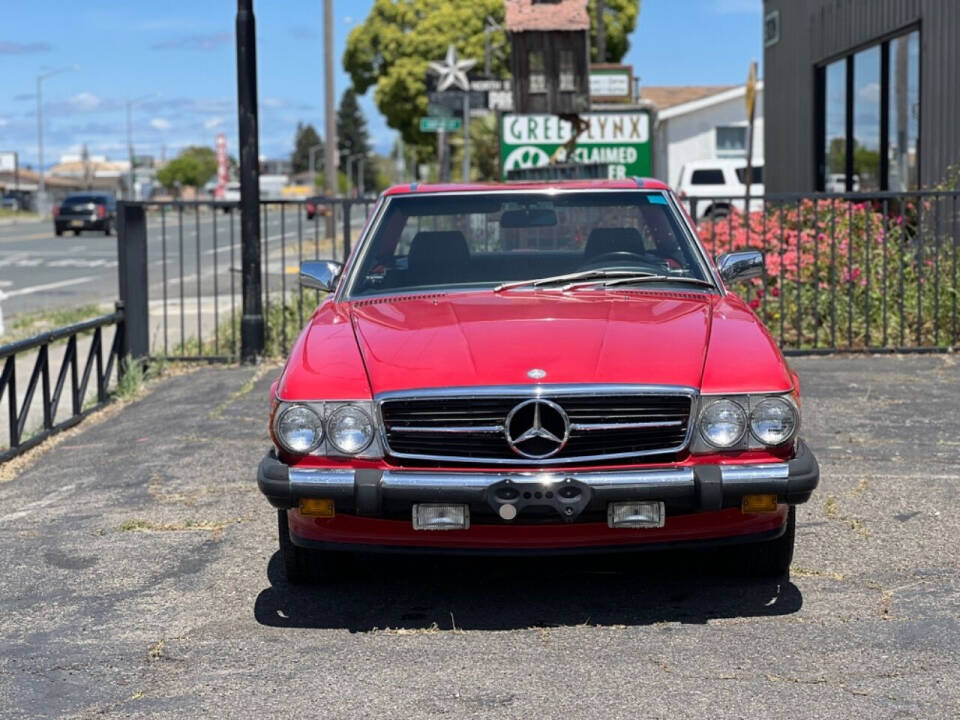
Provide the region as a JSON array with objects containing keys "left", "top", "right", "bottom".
[{"left": 259, "top": 441, "right": 817, "bottom": 537}]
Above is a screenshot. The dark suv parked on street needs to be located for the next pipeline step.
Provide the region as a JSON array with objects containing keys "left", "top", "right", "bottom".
[{"left": 54, "top": 192, "right": 117, "bottom": 236}]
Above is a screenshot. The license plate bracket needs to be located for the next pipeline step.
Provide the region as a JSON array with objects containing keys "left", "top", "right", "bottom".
[{"left": 486, "top": 477, "right": 592, "bottom": 523}]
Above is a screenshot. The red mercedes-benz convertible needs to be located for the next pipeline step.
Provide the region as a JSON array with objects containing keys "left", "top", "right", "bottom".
[{"left": 258, "top": 179, "right": 818, "bottom": 582}]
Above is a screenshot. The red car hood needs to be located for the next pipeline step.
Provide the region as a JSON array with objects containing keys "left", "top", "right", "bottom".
[{"left": 349, "top": 291, "right": 713, "bottom": 393}]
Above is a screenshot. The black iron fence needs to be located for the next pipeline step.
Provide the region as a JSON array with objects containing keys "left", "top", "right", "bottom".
[
  {"left": 116, "top": 197, "right": 377, "bottom": 363},
  {"left": 682, "top": 190, "right": 960, "bottom": 353},
  {"left": 0, "top": 309, "right": 125, "bottom": 461},
  {"left": 111, "top": 190, "right": 960, "bottom": 363}
]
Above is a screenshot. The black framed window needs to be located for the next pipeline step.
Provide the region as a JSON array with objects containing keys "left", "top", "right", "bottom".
[{"left": 816, "top": 27, "right": 920, "bottom": 192}]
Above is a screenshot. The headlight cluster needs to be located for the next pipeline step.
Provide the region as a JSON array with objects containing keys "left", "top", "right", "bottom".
[
  {"left": 273, "top": 402, "right": 380, "bottom": 457},
  {"left": 696, "top": 395, "right": 798, "bottom": 450}
]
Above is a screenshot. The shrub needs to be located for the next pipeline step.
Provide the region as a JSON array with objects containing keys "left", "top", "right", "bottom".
[{"left": 698, "top": 197, "right": 960, "bottom": 350}]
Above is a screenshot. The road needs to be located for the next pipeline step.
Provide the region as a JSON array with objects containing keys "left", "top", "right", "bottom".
[
  {"left": 0, "top": 205, "right": 367, "bottom": 323},
  {"left": 0, "top": 354, "right": 957, "bottom": 718}
]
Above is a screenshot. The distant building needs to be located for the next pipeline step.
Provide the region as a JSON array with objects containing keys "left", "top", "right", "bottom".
[
  {"left": 641, "top": 84, "right": 764, "bottom": 189},
  {"left": 764, "top": 0, "right": 959, "bottom": 192},
  {"left": 259, "top": 158, "right": 292, "bottom": 177}
]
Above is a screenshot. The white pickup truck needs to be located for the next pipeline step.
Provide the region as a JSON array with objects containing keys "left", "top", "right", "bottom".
[{"left": 676, "top": 159, "right": 764, "bottom": 221}]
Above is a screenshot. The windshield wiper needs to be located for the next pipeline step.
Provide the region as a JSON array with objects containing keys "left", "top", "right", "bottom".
[
  {"left": 493, "top": 269, "right": 657, "bottom": 292},
  {"left": 565, "top": 275, "right": 715, "bottom": 291}
]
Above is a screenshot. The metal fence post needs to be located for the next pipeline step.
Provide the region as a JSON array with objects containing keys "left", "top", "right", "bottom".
[
  {"left": 342, "top": 200, "right": 352, "bottom": 259},
  {"left": 117, "top": 202, "right": 149, "bottom": 362},
  {"left": 237, "top": 0, "right": 264, "bottom": 362}
]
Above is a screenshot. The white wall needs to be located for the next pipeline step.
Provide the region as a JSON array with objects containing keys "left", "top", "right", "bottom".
[{"left": 653, "top": 88, "right": 764, "bottom": 189}]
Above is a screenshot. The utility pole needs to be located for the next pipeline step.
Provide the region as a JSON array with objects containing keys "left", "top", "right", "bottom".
[
  {"left": 308, "top": 142, "right": 324, "bottom": 188},
  {"left": 236, "top": 0, "right": 264, "bottom": 361},
  {"left": 35, "top": 66, "right": 75, "bottom": 214},
  {"left": 323, "top": 0, "right": 337, "bottom": 237},
  {"left": 462, "top": 91, "right": 471, "bottom": 182},
  {"left": 126, "top": 95, "right": 152, "bottom": 201},
  {"left": 744, "top": 59, "right": 758, "bottom": 244},
  {"left": 596, "top": 0, "right": 606, "bottom": 62}
]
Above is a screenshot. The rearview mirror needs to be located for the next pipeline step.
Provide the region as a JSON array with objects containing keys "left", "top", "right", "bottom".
[
  {"left": 716, "top": 250, "right": 764, "bottom": 284},
  {"left": 300, "top": 260, "right": 343, "bottom": 292},
  {"left": 500, "top": 208, "right": 558, "bottom": 229}
]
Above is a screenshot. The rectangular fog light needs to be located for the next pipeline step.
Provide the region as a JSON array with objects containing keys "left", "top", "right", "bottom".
[
  {"left": 741, "top": 493, "right": 778, "bottom": 513},
  {"left": 412, "top": 504, "right": 470, "bottom": 531},
  {"left": 607, "top": 501, "right": 665, "bottom": 529},
  {"left": 299, "top": 498, "right": 336, "bottom": 517}
]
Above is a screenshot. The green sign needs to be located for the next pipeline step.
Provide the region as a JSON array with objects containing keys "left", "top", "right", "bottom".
[
  {"left": 500, "top": 111, "right": 651, "bottom": 180},
  {"left": 420, "top": 116, "right": 462, "bottom": 132}
]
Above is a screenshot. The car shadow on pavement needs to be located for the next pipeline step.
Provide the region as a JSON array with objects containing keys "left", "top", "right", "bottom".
[{"left": 253, "top": 548, "right": 802, "bottom": 632}]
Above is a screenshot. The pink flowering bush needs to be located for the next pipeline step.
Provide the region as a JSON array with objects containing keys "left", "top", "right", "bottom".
[{"left": 698, "top": 198, "right": 959, "bottom": 350}]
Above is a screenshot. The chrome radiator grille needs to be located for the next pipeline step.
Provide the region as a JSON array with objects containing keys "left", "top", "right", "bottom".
[{"left": 378, "top": 386, "right": 695, "bottom": 465}]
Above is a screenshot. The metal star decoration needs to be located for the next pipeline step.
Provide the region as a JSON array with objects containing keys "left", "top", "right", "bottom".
[{"left": 428, "top": 44, "right": 477, "bottom": 92}]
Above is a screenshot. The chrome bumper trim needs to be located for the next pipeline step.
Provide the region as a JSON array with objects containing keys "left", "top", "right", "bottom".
[
  {"left": 284, "top": 464, "right": 791, "bottom": 494},
  {"left": 289, "top": 468, "right": 356, "bottom": 493},
  {"left": 719, "top": 463, "right": 790, "bottom": 482},
  {"left": 380, "top": 468, "right": 696, "bottom": 491}
]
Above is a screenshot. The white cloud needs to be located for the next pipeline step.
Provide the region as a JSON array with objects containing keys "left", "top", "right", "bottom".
[
  {"left": 0, "top": 116, "right": 8, "bottom": 127},
  {"left": 343, "top": 15, "right": 354, "bottom": 24},
  {"left": 858, "top": 82, "right": 880, "bottom": 103},
  {"left": 150, "top": 118, "right": 172, "bottom": 130},
  {"left": 203, "top": 116, "right": 225, "bottom": 129},
  {"left": 262, "top": 97, "right": 285, "bottom": 109},
  {"left": 69, "top": 92, "right": 101, "bottom": 111}
]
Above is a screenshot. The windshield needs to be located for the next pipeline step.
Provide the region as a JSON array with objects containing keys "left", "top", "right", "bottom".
[{"left": 347, "top": 191, "right": 712, "bottom": 298}]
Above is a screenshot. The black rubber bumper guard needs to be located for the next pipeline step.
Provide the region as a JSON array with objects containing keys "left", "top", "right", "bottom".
[{"left": 258, "top": 441, "right": 819, "bottom": 519}]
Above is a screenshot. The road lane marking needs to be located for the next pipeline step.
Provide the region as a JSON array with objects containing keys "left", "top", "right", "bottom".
[
  {"left": 0, "top": 483, "right": 76, "bottom": 524},
  {"left": 3, "top": 276, "right": 98, "bottom": 298}
]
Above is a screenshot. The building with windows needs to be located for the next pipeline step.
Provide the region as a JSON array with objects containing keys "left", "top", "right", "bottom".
[
  {"left": 641, "top": 84, "right": 764, "bottom": 189},
  {"left": 764, "top": 0, "right": 959, "bottom": 193}
]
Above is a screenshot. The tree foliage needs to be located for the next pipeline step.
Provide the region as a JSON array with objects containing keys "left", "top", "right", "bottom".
[
  {"left": 291, "top": 122, "right": 323, "bottom": 174},
  {"left": 589, "top": 0, "right": 640, "bottom": 63},
  {"left": 336, "top": 88, "right": 375, "bottom": 191},
  {"left": 156, "top": 146, "right": 217, "bottom": 190},
  {"left": 344, "top": 0, "right": 508, "bottom": 146}
]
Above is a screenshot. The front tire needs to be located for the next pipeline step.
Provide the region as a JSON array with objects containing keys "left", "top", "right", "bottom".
[
  {"left": 103, "top": 221, "right": 112, "bottom": 236},
  {"left": 729, "top": 506, "right": 795, "bottom": 578},
  {"left": 277, "top": 509, "right": 342, "bottom": 584}
]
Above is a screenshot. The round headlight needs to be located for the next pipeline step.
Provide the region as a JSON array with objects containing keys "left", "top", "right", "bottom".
[
  {"left": 699, "top": 399, "right": 747, "bottom": 448},
  {"left": 327, "top": 406, "right": 374, "bottom": 454},
  {"left": 750, "top": 397, "right": 798, "bottom": 446},
  {"left": 276, "top": 405, "right": 323, "bottom": 454}
]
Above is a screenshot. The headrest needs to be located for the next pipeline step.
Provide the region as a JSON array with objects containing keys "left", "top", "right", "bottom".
[{"left": 584, "top": 227, "right": 647, "bottom": 259}]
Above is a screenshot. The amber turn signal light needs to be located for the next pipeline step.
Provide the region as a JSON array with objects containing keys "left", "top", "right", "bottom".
[
  {"left": 299, "top": 498, "right": 335, "bottom": 517},
  {"left": 741, "top": 493, "right": 778, "bottom": 514}
]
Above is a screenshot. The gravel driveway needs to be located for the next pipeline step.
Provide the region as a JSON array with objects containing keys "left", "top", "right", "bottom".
[{"left": 0, "top": 355, "right": 957, "bottom": 719}]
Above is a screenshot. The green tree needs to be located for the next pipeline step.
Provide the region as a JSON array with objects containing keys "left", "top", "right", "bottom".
[
  {"left": 290, "top": 122, "right": 323, "bottom": 174},
  {"left": 336, "top": 87, "right": 375, "bottom": 192},
  {"left": 589, "top": 0, "right": 641, "bottom": 63},
  {"left": 344, "top": 0, "right": 508, "bottom": 147},
  {"left": 156, "top": 146, "right": 217, "bottom": 192}
]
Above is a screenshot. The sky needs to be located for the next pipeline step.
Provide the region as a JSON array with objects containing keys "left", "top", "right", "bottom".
[{"left": 0, "top": 0, "right": 762, "bottom": 169}]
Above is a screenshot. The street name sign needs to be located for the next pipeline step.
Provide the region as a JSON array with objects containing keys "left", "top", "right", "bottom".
[
  {"left": 500, "top": 111, "right": 651, "bottom": 179},
  {"left": 420, "top": 117, "right": 463, "bottom": 132}
]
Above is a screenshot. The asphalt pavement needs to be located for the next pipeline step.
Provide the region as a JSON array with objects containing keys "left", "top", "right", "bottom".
[
  {"left": 0, "top": 206, "right": 364, "bottom": 322},
  {"left": 0, "top": 355, "right": 957, "bottom": 718}
]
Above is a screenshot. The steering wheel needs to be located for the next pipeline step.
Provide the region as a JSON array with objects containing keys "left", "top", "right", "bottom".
[{"left": 578, "top": 251, "right": 666, "bottom": 272}]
